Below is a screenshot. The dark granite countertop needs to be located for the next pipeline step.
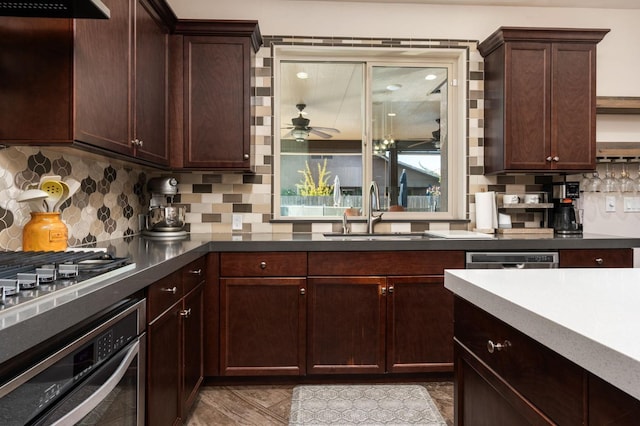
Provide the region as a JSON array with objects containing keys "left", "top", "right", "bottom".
[{"left": 1, "top": 231, "right": 638, "bottom": 365}]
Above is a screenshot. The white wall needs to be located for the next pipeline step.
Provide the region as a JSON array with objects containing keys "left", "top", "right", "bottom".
[{"left": 167, "top": 0, "right": 640, "bottom": 96}]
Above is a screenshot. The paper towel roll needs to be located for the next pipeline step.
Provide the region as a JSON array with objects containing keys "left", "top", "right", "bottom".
[{"left": 475, "top": 191, "right": 497, "bottom": 230}]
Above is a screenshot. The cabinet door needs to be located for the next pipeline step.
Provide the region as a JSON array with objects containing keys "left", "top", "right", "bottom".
[
  {"left": 307, "top": 276, "right": 386, "bottom": 374},
  {"left": 387, "top": 276, "right": 453, "bottom": 373},
  {"left": 147, "top": 303, "right": 181, "bottom": 426},
  {"left": 504, "top": 42, "right": 551, "bottom": 171},
  {"left": 182, "top": 36, "right": 251, "bottom": 169},
  {"left": 220, "top": 277, "right": 306, "bottom": 376},
  {"left": 589, "top": 374, "right": 640, "bottom": 425},
  {"left": 133, "top": 0, "right": 169, "bottom": 165},
  {"left": 75, "top": 0, "right": 132, "bottom": 155},
  {"left": 182, "top": 284, "right": 204, "bottom": 418},
  {"left": 551, "top": 43, "right": 596, "bottom": 171}
]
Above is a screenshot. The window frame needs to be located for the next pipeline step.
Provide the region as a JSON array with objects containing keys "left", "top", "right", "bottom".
[{"left": 273, "top": 45, "right": 467, "bottom": 221}]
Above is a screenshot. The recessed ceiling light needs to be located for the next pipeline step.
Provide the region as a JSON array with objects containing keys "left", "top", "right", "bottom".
[
  {"left": 425, "top": 74, "right": 437, "bottom": 81},
  {"left": 387, "top": 112, "right": 397, "bottom": 117},
  {"left": 296, "top": 71, "right": 309, "bottom": 79},
  {"left": 386, "top": 84, "right": 402, "bottom": 91}
]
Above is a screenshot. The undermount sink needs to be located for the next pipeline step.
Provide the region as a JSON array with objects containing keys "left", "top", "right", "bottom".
[{"left": 323, "top": 232, "right": 427, "bottom": 241}]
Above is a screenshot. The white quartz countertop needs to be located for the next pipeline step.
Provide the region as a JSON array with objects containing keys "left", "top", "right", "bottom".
[{"left": 445, "top": 268, "right": 640, "bottom": 401}]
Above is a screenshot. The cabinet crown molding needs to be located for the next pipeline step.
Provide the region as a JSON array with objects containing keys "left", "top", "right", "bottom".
[
  {"left": 478, "top": 27, "right": 610, "bottom": 57},
  {"left": 173, "top": 19, "right": 262, "bottom": 52}
]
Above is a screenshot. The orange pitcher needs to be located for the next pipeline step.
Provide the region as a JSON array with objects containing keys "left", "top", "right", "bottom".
[{"left": 22, "top": 212, "right": 68, "bottom": 251}]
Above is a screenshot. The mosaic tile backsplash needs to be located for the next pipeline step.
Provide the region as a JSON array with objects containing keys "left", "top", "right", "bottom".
[
  {"left": 0, "top": 34, "right": 548, "bottom": 250},
  {"left": 0, "top": 146, "right": 151, "bottom": 251}
]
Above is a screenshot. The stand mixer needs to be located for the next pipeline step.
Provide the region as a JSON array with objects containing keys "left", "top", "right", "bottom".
[{"left": 142, "top": 177, "right": 188, "bottom": 239}]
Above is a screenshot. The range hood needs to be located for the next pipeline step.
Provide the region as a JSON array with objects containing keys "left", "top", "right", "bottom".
[{"left": 0, "top": 0, "right": 110, "bottom": 19}]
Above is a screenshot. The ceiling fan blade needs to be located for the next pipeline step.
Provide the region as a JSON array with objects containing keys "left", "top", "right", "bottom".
[
  {"left": 311, "top": 126, "right": 340, "bottom": 133},
  {"left": 282, "top": 130, "right": 294, "bottom": 138},
  {"left": 408, "top": 140, "right": 432, "bottom": 148},
  {"left": 309, "top": 129, "right": 334, "bottom": 139}
]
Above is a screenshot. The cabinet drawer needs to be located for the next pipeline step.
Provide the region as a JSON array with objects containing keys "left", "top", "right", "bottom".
[
  {"left": 454, "top": 297, "right": 584, "bottom": 425},
  {"left": 182, "top": 256, "right": 206, "bottom": 294},
  {"left": 147, "top": 270, "right": 183, "bottom": 321},
  {"left": 220, "top": 252, "right": 307, "bottom": 277},
  {"left": 308, "top": 251, "right": 464, "bottom": 276},
  {"left": 559, "top": 249, "right": 633, "bottom": 268}
]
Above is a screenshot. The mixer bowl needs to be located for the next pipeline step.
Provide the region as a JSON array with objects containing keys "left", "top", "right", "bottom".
[{"left": 147, "top": 206, "right": 185, "bottom": 231}]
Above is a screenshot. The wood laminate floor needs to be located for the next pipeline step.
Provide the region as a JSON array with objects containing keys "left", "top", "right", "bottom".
[{"left": 186, "top": 382, "right": 454, "bottom": 425}]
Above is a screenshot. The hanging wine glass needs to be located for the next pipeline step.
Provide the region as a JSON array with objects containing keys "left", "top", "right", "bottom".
[
  {"left": 618, "top": 163, "right": 636, "bottom": 193},
  {"left": 579, "top": 173, "right": 591, "bottom": 192},
  {"left": 585, "top": 170, "right": 602, "bottom": 192},
  {"left": 601, "top": 163, "right": 619, "bottom": 193}
]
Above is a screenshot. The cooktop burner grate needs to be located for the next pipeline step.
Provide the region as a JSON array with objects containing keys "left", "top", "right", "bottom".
[{"left": 0, "top": 250, "right": 133, "bottom": 309}]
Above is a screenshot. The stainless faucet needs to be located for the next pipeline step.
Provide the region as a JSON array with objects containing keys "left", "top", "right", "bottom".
[
  {"left": 367, "top": 181, "right": 383, "bottom": 233},
  {"left": 342, "top": 211, "right": 351, "bottom": 234}
]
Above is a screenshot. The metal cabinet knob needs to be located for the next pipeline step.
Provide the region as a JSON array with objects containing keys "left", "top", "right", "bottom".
[
  {"left": 381, "top": 287, "right": 387, "bottom": 296},
  {"left": 552, "top": 156, "right": 559, "bottom": 162},
  {"left": 388, "top": 286, "right": 394, "bottom": 294},
  {"left": 244, "top": 153, "right": 249, "bottom": 159},
  {"left": 180, "top": 308, "right": 191, "bottom": 318},
  {"left": 138, "top": 139, "right": 144, "bottom": 147},
  {"left": 595, "top": 257, "right": 604, "bottom": 265},
  {"left": 161, "top": 286, "right": 177, "bottom": 294},
  {"left": 487, "top": 340, "right": 511, "bottom": 353},
  {"left": 546, "top": 156, "right": 552, "bottom": 162},
  {"left": 259, "top": 261, "right": 267, "bottom": 269},
  {"left": 189, "top": 269, "right": 202, "bottom": 276},
  {"left": 300, "top": 288, "right": 306, "bottom": 295}
]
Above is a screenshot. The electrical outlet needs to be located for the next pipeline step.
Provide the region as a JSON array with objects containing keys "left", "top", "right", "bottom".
[
  {"left": 232, "top": 214, "right": 243, "bottom": 230},
  {"left": 605, "top": 196, "right": 616, "bottom": 212}
]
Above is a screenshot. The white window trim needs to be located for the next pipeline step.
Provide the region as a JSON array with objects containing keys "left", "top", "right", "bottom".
[{"left": 273, "top": 45, "right": 467, "bottom": 221}]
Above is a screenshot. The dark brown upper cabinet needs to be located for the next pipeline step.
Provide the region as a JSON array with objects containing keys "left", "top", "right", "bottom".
[
  {"left": 479, "top": 27, "right": 609, "bottom": 174},
  {"left": 168, "top": 21, "right": 262, "bottom": 171},
  {"left": 0, "top": 0, "right": 172, "bottom": 167}
]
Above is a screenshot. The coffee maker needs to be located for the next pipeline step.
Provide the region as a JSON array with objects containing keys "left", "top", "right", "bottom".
[
  {"left": 142, "top": 177, "right": 187, "bottom": 239},
  {"left": 548, "top": 181, "right": 582, "bottom": 235}
]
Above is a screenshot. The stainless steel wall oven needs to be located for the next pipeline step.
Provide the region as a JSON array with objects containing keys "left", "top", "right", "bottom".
[{"left": 0, "top": 296, "right": 146, "bottom": 425}]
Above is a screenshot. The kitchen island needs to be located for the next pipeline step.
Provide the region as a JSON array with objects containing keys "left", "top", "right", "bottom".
[{"left": 445, "top": 268, "right": 640, "bottom": 424}]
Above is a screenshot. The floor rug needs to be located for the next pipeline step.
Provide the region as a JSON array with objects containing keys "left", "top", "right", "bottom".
[{"left": 289, "top": 384, "right": 447, "bottom": 425}]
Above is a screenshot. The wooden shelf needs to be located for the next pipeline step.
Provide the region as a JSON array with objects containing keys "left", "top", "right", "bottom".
[
  {"left": 596, "top": 96, "right": 640, "bottom": 114},
  {"left": 596, "top": 142, "right": 640, "bottom": 160}
]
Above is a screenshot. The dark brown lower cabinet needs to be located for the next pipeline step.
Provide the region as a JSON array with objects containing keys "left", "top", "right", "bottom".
[
  {"left": 147, "top": 302, "right": 181, "bottom": 426},
  {"left": 387, "top": 276, "right": 453, "bottom": 373},
  {"left": 182, "top": 284, "right": 204, "bottom": 417},
  {"left": 454, "top": 296, "right": 640, "bottom": 425},
  {"left": 147, "top": 257, "right": 205, "bottom": 426},
  {"left": 220, "top": 277, "right": 306, "bottom": 376},
  {"left": 307, "top": 275, "right": 454, "bottom": 375},
  {"left": 307, "top": 277, "right": 386, "bottom": 375}
]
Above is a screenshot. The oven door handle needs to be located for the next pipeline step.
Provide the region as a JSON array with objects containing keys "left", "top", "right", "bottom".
[{"left": 50, "top": 339, "right": 140, "bottom": 426}]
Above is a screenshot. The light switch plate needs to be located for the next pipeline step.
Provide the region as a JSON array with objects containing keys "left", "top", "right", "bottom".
[
  {"left": 623, "top": 196, "right": 640, "bottom": 212},
  {"left": 605, "top": 196, "right": 616, "bottom": 212},
  {"left": 232, "top": 214, "right": 243, "bottom": 230}
]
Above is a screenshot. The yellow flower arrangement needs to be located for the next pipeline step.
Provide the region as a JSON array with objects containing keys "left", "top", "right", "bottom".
[{"left": 296, "top": 159, "right": 333, "bottom": 196}]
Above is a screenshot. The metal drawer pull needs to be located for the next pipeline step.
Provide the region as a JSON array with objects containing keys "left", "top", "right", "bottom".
[
  {"left": 161, "top": 286, "right": 177, "bottom": 294},
  {"left": 180, "top": 308, "right": 191, "bottom": 318},
  {"left": 487, "top": 340, "right": 511, "bottom": 353},
  {"left": 594, "top": 257, "right": 604, "bottom": 265},
  {"left": 260, "top": 261, "right": 267, "bottom": 269},
  {"left": 188, "top": 268, "right": 202, "bottom": 275}
]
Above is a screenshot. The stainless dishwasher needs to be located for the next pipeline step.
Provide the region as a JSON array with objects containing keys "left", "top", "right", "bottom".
[{"left": 466, "top": 252, "right": 559, "bottom": 269}]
